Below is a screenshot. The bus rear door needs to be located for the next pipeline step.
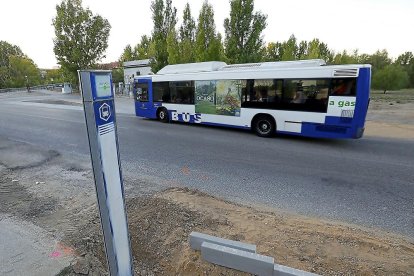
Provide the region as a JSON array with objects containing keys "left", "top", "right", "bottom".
[{"left": 134, "top": 78, "right": 157, "bottom": 119}]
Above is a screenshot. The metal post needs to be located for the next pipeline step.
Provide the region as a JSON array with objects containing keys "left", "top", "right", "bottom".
[
  {"left": 25, "top": 75, "right": 29, "bottom": 92},
  {"left": 78, "top": 70, "right": 133, "bottom": 276}
]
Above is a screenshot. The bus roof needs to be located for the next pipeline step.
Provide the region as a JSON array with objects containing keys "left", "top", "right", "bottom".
[
  {"left": 137, "top": 61, "right": 371, "bottom": 82},
  {"left": 156, "top": 59, "right": 326, "bottom": 75},
  {"left": 157, "top": 61, "right": 227, "bottom": 75},
  {"left": 220, "top": 59, "right": 326, "bottom": 71}
]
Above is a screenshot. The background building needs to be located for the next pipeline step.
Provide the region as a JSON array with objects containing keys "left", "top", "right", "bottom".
[{"left": 123, "top": 59, "right": 152, "bottom": 93}]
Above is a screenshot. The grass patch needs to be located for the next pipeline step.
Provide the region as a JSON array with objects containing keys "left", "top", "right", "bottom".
[{"left": 370, "top": 89, "right": 414, "bottom": 103}]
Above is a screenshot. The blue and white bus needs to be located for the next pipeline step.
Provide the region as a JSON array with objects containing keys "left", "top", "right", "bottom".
[{"left": 133, "top": 59, "right": 371, "bottom": 138}]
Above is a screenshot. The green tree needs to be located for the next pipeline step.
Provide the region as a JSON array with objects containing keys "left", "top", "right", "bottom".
[
  {"left": 304, "top": 39, "right": 333, "bottom": 62},
  {"left": 0, "top": 41, "right": 24, "bottom": 67},
  {"left": 167, "top": 28, "right": 180, "bottom": 64},
  {"left": 409, "top": 61, "right": 414, "bottom": 88},
  {"left": 357, "top": 53, "right": 371, "bottom": 64},
  {"left": 224, "top": 0, "right": 267, "bottom": 63},
  {"left": 52, "top": 0, "right": 111, "bottom": 85},
  {"left": 44, "top": 68, "right": 65, "bottom": 84},
  {"left": 111, "top": 68, "right": 124, "bottom": 83},
  {"left": 119, "top": 44, "right": 137, "bottom": 63},
  {"left": 297, "top": 41, "right": 308, "bottom": 60},
  {"left": 0, "top": 41, "right": 41, "bottom": 88},
  {"left": 195, "top": 1, "right": 225, "bottom": 62},
  {"left": 367, "top": 49, "right": 391, "bottom": 74},
  {"left": 6, "top": 56, "right": 41, "bottom": 88},
  {"left": 134, "top": 35, "right": 154, "bottom": 60},
  {"left": 395, "top": 51, "right": 414, "bottom": 88},
  {"left": 281, "top": 35, "right": 297, "bottom": 61},
  {"left": 307, "top": 39, "right": 320, "bottom": 59},
  {"left": 0, "top": 41, "right": 25, "bottom": 88},
  {"left": 332, "top": 50, "right": 359, "bottom": 64},
  {"left": 0, "top": 66, "right": 9, "bottom": 88},
  {"left": 317, "top": 41, "right": 332, "bottom": 62},
  {"left": 395, "top": 51, "right": 413, "bottom": 66},
  {"left": 180, "top": 3, "right": 196, "bottom": 42},
  {"left": 265, "top": 42, "right": 283, "bottom": 61},
  {"left": 372, "top": 65, "right": 409, "bottom": 93},
  {"left": 151, "top": 0, "right": 177, "bottom": 72},
  {"left": 179, "top": 3, "right": 196, "bottom": 63}
]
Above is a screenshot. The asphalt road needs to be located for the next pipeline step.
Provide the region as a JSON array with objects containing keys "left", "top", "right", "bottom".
[{"left": 1, "top": 91, "right": 413, "bottom": 239}]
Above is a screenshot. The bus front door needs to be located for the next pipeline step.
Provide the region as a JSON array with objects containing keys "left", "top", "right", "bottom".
[{"left": 134, "top": 78, "right": 157, "bottom": 119}]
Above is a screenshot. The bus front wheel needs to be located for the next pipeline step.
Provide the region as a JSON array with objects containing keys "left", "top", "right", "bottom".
[
  {"left": 157, "top": 108, "right": 169, "bottom": 123},
  {"left": 253, "top": 115, "right": 275, "bottom": 137}
]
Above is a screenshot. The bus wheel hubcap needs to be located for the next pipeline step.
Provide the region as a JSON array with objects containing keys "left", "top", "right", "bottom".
[{"left": 259, "top": 121, "right": 270, "bottom": 133}]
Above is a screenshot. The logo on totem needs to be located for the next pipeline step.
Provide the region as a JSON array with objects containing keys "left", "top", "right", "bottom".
[{"left": 99, "top": 103, "right": 111, "bottom": 121}]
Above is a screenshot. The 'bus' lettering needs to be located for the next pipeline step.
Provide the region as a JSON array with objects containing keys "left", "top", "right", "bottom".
[
  {"left": 182, "top": 113, "right": 190, "bottom": 122},
  {"left": 171, "top": 111, "right": 179, "bottom": 121},
  {"left": 194, "top": 114, "right": 202, "bottom": 123},
  {"left": 170, "top": 112, "right": 202, "bottom": 123}
]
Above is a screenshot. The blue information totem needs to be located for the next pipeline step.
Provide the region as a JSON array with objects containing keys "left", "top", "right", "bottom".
[{"left": 78, "top": 70, "right": 133, "bottom": 276}]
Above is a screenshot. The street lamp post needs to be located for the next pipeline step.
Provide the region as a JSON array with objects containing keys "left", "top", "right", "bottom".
[{"left": 25, "top": 75, "right": 30, "bottom": 93}]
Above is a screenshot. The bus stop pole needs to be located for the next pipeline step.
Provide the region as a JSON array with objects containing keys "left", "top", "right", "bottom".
[{"left": 79, "top": 70, "right": 134, "bottom": 276}]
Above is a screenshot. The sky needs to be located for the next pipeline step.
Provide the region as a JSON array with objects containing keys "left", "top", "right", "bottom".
[{"left": 1, "top": 0, "right": 413, "bottom": 69}]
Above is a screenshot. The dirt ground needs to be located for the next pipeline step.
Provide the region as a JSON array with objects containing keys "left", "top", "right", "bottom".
[
  {"left": 57, "top": 186, "right": 414, "bottom": 276},
  {"left": 365, "top": 89, "right": 414, "bottom": 139},
  {"left": 1, "top": 144, "right": 413, "bottom": 276},
  {"left": 1, "top": 90, "right": 414, "bottom": 276},
  {"left": 129, "top": 188, "right": 414, "bottom": 276}
]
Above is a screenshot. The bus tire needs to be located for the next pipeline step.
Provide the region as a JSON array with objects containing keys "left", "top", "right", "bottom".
[
  {"left": 157, "top": 108, "right": 169, "bottom": 123},
  {"left": 253, "top": 115, "right": 275, "bottom": 137}
]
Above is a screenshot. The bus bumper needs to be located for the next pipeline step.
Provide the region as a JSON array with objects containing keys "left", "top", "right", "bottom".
[{"left": 354, "top": 127, "right": 365, "bottom": 139}]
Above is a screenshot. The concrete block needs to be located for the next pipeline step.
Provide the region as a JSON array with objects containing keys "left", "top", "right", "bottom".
[
  {"left": 190, "top": 231, "right": 256, "bottom": 253},
  {"left": 274, "top": 264, "right": 319, "bottom": 276},
  {"left": 201, "top": 241, "right": 274, "bottom": 276}
]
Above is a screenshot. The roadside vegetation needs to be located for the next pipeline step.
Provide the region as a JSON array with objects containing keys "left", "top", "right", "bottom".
[
  {"left": 121, "top": 0, "right": 414, "bottom": 93},
  {"left": 371, "top": 89, "right": 414, "bottom": 104},
  {"left": 1, "top": 0, "right": 413, "bottom": 94}
]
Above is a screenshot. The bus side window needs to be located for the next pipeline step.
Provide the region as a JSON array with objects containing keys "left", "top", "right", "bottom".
[
  {"left": 153, "top": 82, "right": 170, "bottom": 102},
  {"left": 134, "top": 83, "right": 149, "bottom": 102},
  {"left": 283, "top": 80, "right": 299, "bottom": 103},
  {"left": 283, "top": 79, "right": 329, "bottom": 112},
  {"left": 241, "top": 80, "right": 254, "bottom": 107},
  {"left": 241, "top": 79, "right": 281, "bottom": 107},
  {"left": 170, "top": 81, "right": 194, "bottom": 104},
  {"left": 136, "top": 87, "right": 142, "bottom": 101},
  {"left": 139, "top": 87, "right": 148, "bottom": 101},
  {"left": 331, "top": 79, "right": 356, "bottom": 96},
  {"left": 269, "top": 80, "right": 282, "bottom": 103},
  {"left": 253, "top": 80, "right": 271, "bottom": 102},
  {"left": 257, "top": 87, "right": 267, "bottom": 102}
]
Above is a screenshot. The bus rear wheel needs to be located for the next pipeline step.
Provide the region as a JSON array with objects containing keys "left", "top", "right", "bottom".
[
  {"left": 157, "top": 108, "right": 169, "bottom": 123},
  {"left": 253, "top": 115, "right": 275, "bottom": 137}
]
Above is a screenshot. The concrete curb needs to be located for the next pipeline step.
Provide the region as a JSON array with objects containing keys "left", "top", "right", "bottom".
[
  {"left": 201, "top": 241, "right": 274, "bottom": 276},
  {"left": 274, "top": 264, "right": 319, "bottom": 276},
  {"left": 190, "top": 232, "right": 320, "bottom": 276},
  {"left": 190, "top": 231, "right": 256, "bottom": 253}
]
